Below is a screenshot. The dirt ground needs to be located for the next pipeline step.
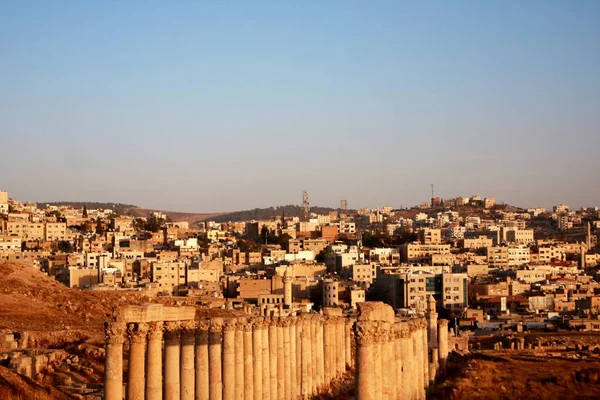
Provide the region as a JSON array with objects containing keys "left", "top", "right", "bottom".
[{"left": 431, "top": 349, "right": 600, "bottom": 400}]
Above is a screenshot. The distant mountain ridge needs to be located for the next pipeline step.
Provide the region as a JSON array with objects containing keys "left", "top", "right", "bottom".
[{"left": 37, "top": 202, "right": 353, "bottom": 224}]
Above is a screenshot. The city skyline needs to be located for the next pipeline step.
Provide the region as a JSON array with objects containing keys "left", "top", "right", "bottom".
[{"left": 1, "top": 1, "right": 599, "bottom": 211}]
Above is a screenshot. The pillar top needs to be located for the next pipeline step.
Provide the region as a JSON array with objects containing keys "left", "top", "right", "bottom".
[
  {"left": 127, "top": 322, "right": 149, "bottom": 344},
  {"left": 147, "top": 321, "right": 164, "bottom": 341},
  {"left": 104, "top": 322, "right": 127, "bottom": 345},
  {"left": 163, "top": 321, "right": 182, "bottom": 340},
  {"left": 357, "top": 302, "right": 395, "bottom": 323},
  {"left": 438, "top": 319, "right": 450, "bottom": 327}
]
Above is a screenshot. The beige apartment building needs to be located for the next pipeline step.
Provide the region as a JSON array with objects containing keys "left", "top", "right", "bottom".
[
  {"left": 487, "top": 246, "right": 509, "bottom": 267},
  {"left": 508, "top": 245, "right": 531, "bottom": 266},
  {"left": 418, "top": 228, "right": 442, "bottom": 244},
  {"left": 45, "top": 222, "right": 67, "bottom": 241},
  {"left": 505, "top": 229, "right": 534, "bottom": 244},
  {"left": 460, "top": 235, "right": 493, "bottom": 250},
  {"left": 399, "top": 243, "right": 451, "bottom": 264},
  {"left": 3, "top": 221, "right": 44, "bottom": 240},
  {"left": 150, "top": 261, "right": 187, "bottom": 295}
]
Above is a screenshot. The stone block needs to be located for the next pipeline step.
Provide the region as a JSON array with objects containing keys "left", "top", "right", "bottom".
[
  {"left": 357, "top": 302, "right": 395, "bottom": 323},
  {"left": 322, "top": 307, "right": 343, "bottom": 317}
]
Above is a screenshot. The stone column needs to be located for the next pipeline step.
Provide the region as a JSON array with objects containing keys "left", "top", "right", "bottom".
[
  {"left": 403, "top": 322, "right": 416, "bottom": 400},
  {"left": 146, "top": 321, "right": 163, "bottom": 400},
  {"left": 315, "top": 318, "right": 324, "bottom": 392},
  {"left": 421, "top": 324, "right": 429, "bottom": 397},
  {"left": 289, "top": 317, "right": 298, "bottom": 399},
  {"left": 195, "top": 322, "right": 210, "bottom": 400},
  {"left": 282, "top": 318, "right": 292, "bottom": 399},
  {"left": 337, "top": 318, "right": 345, "bottom": 377},
  {"left": 300, "top": 318, "right": 311, "bottom": 399},
  {"left": 261, "top": 320, "right": 270, "bottom": 400},
  {"left": 222, "top": 319, "right": 237, "bottom": 400},
  {"left": 242, "top": 319, "right": 253, "bottom": 400},
  {"left": 429, "top": 349, "right": 438, "bottom": 385},
  {"left": 323, "top": 318, "right": 332, "bottom": 385},
  {"left": 354, "top": 321, "right": 380, "bottom": 400},
  {"left": 126, "top": 322, "right": 148, "bottom": 400},
  {"left": 252, "top": 318, "right": 263, "bottom": 400},
  {"left": 181, "top": 321, "right": 196, "bottom": 400},
  {"left": 268, "top": 319, "right": 277, "bottom": 400},
  {"left": 344, "top": 320, "right": 352, "bottom": 369},
  {"left": 310, "top": 317, "right": 317, "bottom": 395},
  {"left": 276, "top": 319, "right": 285, "bottom": 400},
  {"left": 394, "top": 323, "right": 407, "bottom": 400},
  {"left": 164, "top": 322, "right": 181, "bottom": 400},
  {"left": 209, "top": 319, "right": 223, "bottom": 400},
  {"left": 104, "top": 322, "right": 126, "bottom": 400},
  {"left": 127, "top": 323, "right": 148, "bottom": 400},
  {"left": 437, "top": 320, "right": 449, "bottom": 372},
  {"left": 295, "top": 319, "right": 302, "bottom": 391},
  {"left": 413, "top": 322, "right": 425, "bottom": 400},
  {"left": 381, "top": 322, "right": 396, "bottom": 400},
  {"left": 234, "top": 321, "right": 244, "bottom": 400}
]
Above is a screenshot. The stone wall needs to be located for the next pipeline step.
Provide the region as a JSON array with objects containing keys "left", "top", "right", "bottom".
[{"left": 103, "top": 302, "right": 448, "bottom": 400}]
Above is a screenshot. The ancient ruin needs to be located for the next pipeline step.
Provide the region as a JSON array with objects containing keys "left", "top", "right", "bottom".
[{"left": 103, "top": 302, "right": 449, "bottom": 399}]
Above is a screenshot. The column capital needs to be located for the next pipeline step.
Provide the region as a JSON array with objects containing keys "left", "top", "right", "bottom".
[
  {"left": 164, "top": 321, "right": 181, "bottom": 340},
  {"left": 354, "top": 322, "right": 385, "bottom": 346},
  {"left": 127, "top": 322, "right": 149, "bottom": 344},
  {"left": 281, "top": 317, "right": 293, "bottom": 328},
  {"left": 147, "top": 321, "right": 164, "bottom": 341},
  {"left": 180, "top": 320, "right": 196, "bottom": 338},
  {"left": 209, "top": 317, "right": 224, "bottom": 333},
  {"left": 104, "top": 322, "right": 126, "bottom": 345},
  {"left": 197, "top": 320, "right": 211, "bottom": 332},
  {"left": 438, "top": 319, "right": 449, "bottom": 328},
  {"left": 223, "top": 318, "right": 238, "bottom": 332},
  {"left": 252, "top": 317, "right": 265, "bottom": 330}
]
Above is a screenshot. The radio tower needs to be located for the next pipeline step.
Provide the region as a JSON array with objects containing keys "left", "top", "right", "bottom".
[
  {"left": 431, "top": 184, "right": 435, "bottom": 206},
  {"left": 340, "top": 200, "right": 348, "bottom": 221},
  {"left": 302, "top": 190, "right": 310, "bottom": 221}
]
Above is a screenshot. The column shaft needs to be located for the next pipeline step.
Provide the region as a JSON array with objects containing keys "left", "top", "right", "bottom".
[
  {"left": 276, "top": 321, "right": 285, "bottom": 400},
  {"left": 222, "top": 320, "right": 236, "bottom": 400},
  {"left": 209, "top": 320, "right": 223, "bottom": 400},
  {"left": 181, "top": 323, "right": 196, "bottom": 400},
  {"left": 268, "top": 322, "right": 278, "bottom": 400},
  {"left": 104, "top": 322, "right": 126, "bottom": 400},
  {"left": 262, "top": 324, "right": 270, "bottom": 400},
  {"left": 164, "top": 322, "right": 181, "bottom": 400},
  {"left": 243, "top": 322, "right": 253, "bottom": 400},
  {"left": 127, "top": 323, "right": 148, "bottom": 400},
  {"left": 195, "top": 324, "right": 210, "bottom": 400},
  {"left": 316, "top": 320, "right": 324, "bottom": 392},
  {"left": 289, "top": 318, "right": 298, "bottom": 399},
  {"left": 252, "top": 320, "right": 263, "bottom": 400},
  {"left": 323, "top": 320, "right": 332, "bottom": 385},
  {"left": 283, "top": 322, "right": 291, "bottom": 399},
  {"left": 355, "top": 322, "right": 377, "bottom": 400},
  {"left": 146, "top": 322, "right": 163, "bottom": 400},
  {"left": 234, "top": 327, "right": 244, "bottom": 400}
]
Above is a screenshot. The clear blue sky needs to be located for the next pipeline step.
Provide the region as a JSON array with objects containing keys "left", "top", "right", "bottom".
[{"left": 1, "top": 1, "right": 599, "bottom": 212}]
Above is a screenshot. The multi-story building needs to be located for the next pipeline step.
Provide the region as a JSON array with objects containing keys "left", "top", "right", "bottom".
[
  {"left": 151, "top": 261, "right": 187, "bottom": 295},
  {"left": 0, "top": 190, "right": 8, "bottom": 214},
  {"left": 418, "top": 228, "right": 442, "bottom": 244},
  {"left": 3, "top": 221, "right": 44, "bottom": 240},
  {"left": 508, "top": 245, "right": 531, "bottom": 266},
  {"left": 399, "top": 243, "right": 451, "bottom": 264},
  {"left": 45, "top": 222, "right": 67, "bottom": 242},
  {"left": 505, "top": 229, "right": 534, "bottom": 244},
  {"left": 487, "top": 246, "right": 509, "bottom": 267},
  {"left": 460, "top": 235, "right": 493, "bottom": 250},
  {"left": 374, "top": 270, "right": 468, "bottom": 315}
]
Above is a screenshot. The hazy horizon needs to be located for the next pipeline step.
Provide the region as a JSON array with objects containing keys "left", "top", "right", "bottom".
[{"left": 2, "top": 1, "right": 599, "bottom": 212}]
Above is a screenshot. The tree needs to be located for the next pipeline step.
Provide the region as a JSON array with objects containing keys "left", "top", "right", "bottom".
[
  {"left": 260, "top": 225, "right": 269, "bottom": 243},
  {"left": 96, "top": 218, "right": 105, "bottom": 235},
  {"left": 57, "top": 241, "right": 73, "bottom": 253},
  {"left": 316, "top": 246, "right": 334, "bottom": 263},
  {"left": 82, "top": 205, "right": 88, "bottom": 218},
  {"left": 145, "top": 215, "right": 165, "bottom": 232}
]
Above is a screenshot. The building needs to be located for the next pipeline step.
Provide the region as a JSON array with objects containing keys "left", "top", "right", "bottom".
[
  {"left": 150, "top": 261, "right": 187, "bottom": 295},
  {"left": 374, "top": 270, "right": 468, "bottom": 315},
  {"left": 484, "top": 198, "right": 496, "bottom": 209},
  {"left": 399, "top": 243, "right": 451, "bottom": 264},
  {"left": 418, "top": 228, "right": 442, "bottom": 244},
  {"left": 0, "top": 191, "right": 8, "bottom": 214},
  {"left": 45, "top": 222, "right": 67, "bottom": 242},
  {"left": 505, "top": 229, "right": 534, "bottom": 244}
]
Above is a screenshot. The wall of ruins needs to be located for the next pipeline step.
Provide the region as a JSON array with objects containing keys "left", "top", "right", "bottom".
[{"left": 103, "top": 302, "right": 449, "bottom": 400}]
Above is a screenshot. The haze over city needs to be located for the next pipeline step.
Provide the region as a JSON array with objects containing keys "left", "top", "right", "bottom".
[{"left": 1, "top": 1, "right": 599, "bottom": 211}]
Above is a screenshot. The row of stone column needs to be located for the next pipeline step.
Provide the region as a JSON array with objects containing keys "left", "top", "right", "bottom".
[
  {"left": 355, "top": 318, "right": 430, "bottom": 400},
  {"left": 104, "top": 315, "right": 353, "bottom": 400}
]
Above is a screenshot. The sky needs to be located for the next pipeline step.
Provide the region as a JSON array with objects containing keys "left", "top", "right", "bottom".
[{"left": 1, "top": 1, "right": 599, "bottom": 212}]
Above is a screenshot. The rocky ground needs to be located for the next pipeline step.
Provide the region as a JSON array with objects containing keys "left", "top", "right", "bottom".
[{"left": 430, "top": 335, "right": 600, "bottom": 400}]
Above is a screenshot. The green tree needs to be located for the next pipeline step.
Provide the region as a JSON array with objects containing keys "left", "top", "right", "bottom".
[{"left": 82, "top": 205, "right": 88, "bottom": 218}]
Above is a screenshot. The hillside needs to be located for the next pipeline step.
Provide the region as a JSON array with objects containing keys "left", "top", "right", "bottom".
[
  {"left": 38, "top": 202, "right": 137, "bottom": 215},
  {"left": 126, "top": 208, "right": 225, "bottom": 224},
  {"left": 213, "top": 204, "right": 350, "bottom": 223}
]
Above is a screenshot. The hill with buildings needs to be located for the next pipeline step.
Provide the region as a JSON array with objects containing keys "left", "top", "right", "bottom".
[{"left": 212, "top": 204, "right": 351, "bottom": 223}]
